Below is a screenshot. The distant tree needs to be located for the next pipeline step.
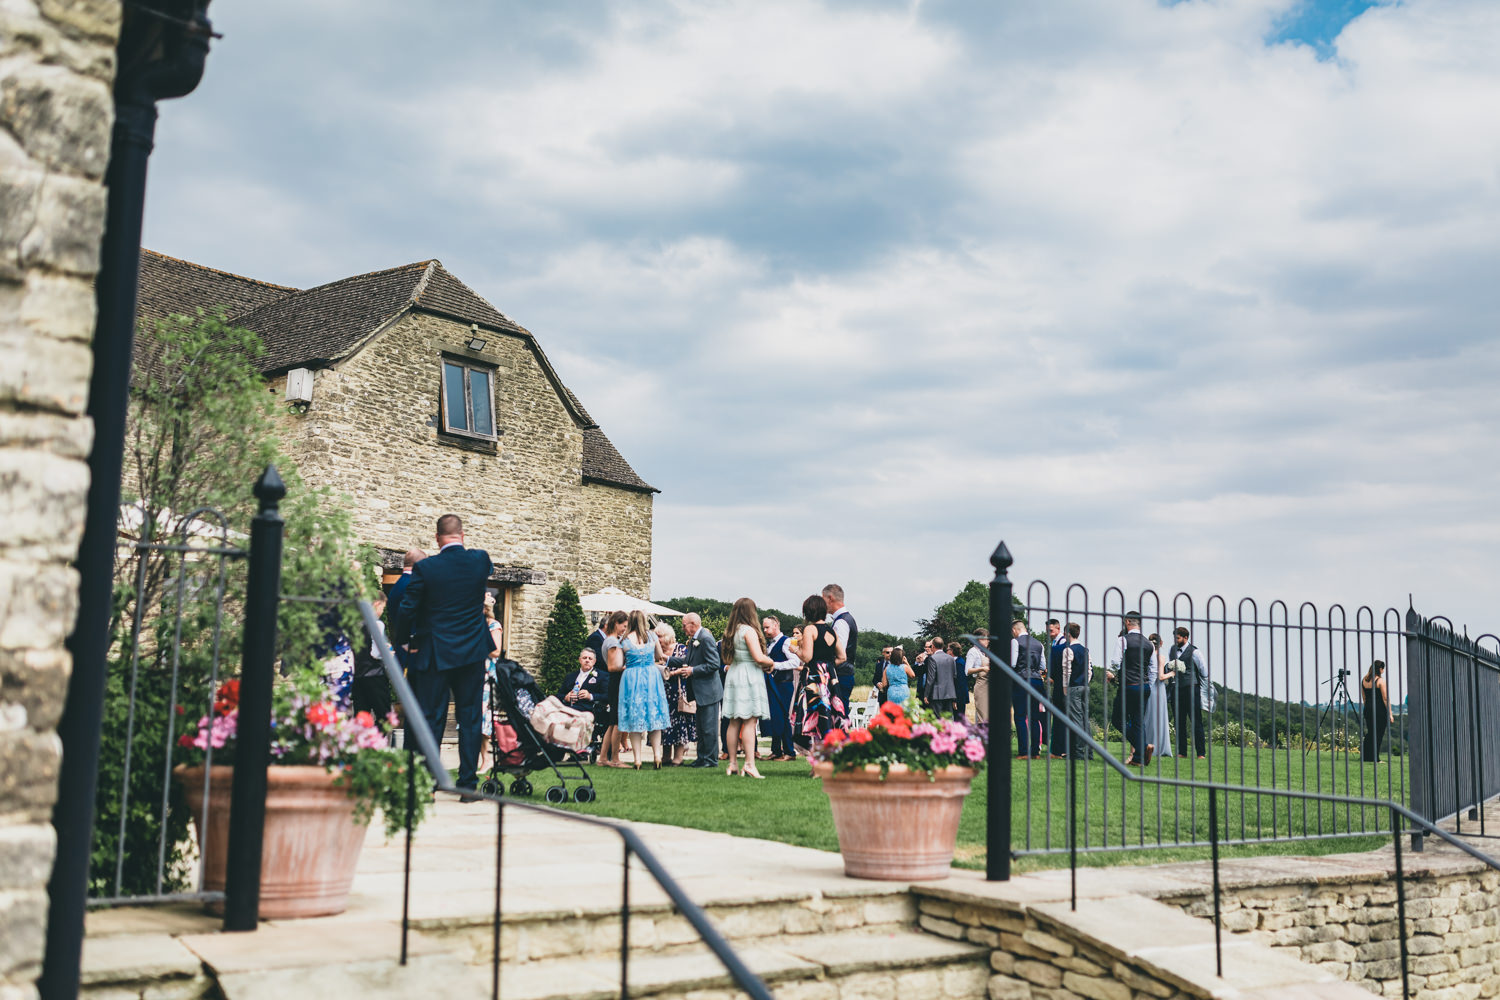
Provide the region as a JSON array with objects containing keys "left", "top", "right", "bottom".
[
  {"left": 540, "top": 581, "right": 588, "bottom": 695},
  {"left": 916, "top": 580, "right": 1029, "bottom": 643}
]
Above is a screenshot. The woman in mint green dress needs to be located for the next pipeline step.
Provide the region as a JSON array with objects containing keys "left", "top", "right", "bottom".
[{"left": 721, "top": 597, "right": 775, "bottom": 779}]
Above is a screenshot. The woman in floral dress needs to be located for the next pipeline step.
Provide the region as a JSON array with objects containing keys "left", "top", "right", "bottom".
[
  {"left": 655, "top": 622, "right": 695, "bottom": 765},
  {"left": 792, "top": 593, "right": 847, "bottom": 748}
]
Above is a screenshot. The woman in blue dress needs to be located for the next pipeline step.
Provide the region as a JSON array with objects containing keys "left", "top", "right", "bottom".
[
  {"left": 610, "top": 610, "right": 671, "bottom": 769},
  {"left": 880, "top": 647, "right": 915, "bottom": 706}
]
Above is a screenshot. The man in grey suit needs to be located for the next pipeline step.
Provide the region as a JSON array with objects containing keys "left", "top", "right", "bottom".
[
  {"left": 669, "top": 613, "right": 723, "bottom": 768},
  {"left": 923, "top": 638, "right": 959, "bottom": 718}
]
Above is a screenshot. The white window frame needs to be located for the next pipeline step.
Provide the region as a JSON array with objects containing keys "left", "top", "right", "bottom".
[{"left": 438, "top": 357, "right": 497, "bottom": 442}]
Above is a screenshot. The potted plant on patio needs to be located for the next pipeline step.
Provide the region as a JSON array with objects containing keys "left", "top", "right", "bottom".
[
  {"left": 174, "top": 674, "right": 433, "bottom": 918},
  {"left": 812, "top": 701, "right": 985, "bottom": 881}
]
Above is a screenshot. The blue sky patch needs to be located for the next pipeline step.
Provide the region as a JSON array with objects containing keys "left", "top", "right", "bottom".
[{"left": 1269, "top": 0, "right": 1385, "bottom": 58}]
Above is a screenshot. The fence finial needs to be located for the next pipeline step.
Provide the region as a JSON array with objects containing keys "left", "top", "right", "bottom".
[
  {"left": 253, "top": 465, "right": 286, "bottom": 508},
  {"left": 990, "top": 540, "right": 1013, "bottom": 575}
]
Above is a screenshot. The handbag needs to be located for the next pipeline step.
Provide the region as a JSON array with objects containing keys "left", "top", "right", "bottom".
[{"left": 677, "top": 682, "right": 697, "bottom": 715}]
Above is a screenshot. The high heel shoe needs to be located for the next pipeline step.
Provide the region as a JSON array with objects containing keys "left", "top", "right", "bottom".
[
  {"left": 725, "top": 766, "right": 738, "bottom": 776},
  {"left": 743, "top": 768, "right": 765, "bottom": 780}
]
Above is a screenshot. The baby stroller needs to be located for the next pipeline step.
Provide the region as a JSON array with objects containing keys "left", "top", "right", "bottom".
[{"left": 481, "top": 657, "right": 596, "bottom": 804}]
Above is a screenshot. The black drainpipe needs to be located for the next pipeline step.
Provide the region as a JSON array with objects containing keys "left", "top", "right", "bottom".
[{"left": 39, "top": 5, "right": 214, "bottom": 998}]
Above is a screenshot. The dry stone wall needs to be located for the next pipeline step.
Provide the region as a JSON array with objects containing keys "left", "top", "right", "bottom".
[
  {"left": 915, "top": 896, "right": 1194, "bottom": 1000},
  {"left": 0, "top": 0, "right": 119, "bottom": 995},
  {"left": 1161, "top": 868, "right": 1500, "bottom": 999}
]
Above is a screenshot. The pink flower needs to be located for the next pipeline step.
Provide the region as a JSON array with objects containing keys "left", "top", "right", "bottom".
[
  {"left": 942, "top": 720, "right": 968, "bottom": 739},
  {"left": 963, "top": 738, "right": 985, "bottom": 762},
  {"left": 930, "top": 733, "right": 958, "bottom": 755},
  {"left": 190, "top": 709, "right": 237, "bottom": 750},
  {"left": 911, "top": 723, "right": 938, "bottom": 738}
]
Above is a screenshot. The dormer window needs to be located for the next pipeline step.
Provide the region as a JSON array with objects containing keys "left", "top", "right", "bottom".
[{"left": 440, "top": 359, "right": 496, "bottom": 440}]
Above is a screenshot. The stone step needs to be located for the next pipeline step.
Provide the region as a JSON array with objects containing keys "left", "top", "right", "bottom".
[
  {"left": 421, "top": 887, "right": 918, "bottom": 966},
  {"left": 539, "top": 928, "right": 991, "bottom": 1000}
]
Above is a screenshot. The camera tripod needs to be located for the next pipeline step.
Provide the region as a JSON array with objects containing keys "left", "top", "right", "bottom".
[{"left": 1318, "top": 669, "right": 1356, "bottom": 735}]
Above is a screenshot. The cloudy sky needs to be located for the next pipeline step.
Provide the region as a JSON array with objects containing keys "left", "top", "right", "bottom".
[{"left": 143, "top": 0, "right": 1500, "bottom": 637}]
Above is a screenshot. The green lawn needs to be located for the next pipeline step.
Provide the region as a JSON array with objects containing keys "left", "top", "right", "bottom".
[{"left": 544, "top": 743, "right": 1410, "bottom": 872}]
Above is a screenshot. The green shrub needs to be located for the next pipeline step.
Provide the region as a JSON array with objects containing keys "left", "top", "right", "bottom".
[{"left": 539, "top": 582, "right": 588, "bottom": 695}]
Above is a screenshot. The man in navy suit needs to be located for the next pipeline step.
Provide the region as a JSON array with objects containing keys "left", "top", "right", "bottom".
[
  {"left": 393, "top": 515, "right": 492, "bottom": 794},
  {"left": 385, "top": 548, "right": 426, "bottom": 669}
]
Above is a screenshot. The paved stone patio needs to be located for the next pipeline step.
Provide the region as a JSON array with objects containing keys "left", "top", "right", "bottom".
[{"left": 81, "top": 793, "right": 1500, "bottom": 999}]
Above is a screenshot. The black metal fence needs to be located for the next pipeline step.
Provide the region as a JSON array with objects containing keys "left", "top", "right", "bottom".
[
  {"left": 88, "top": 469, "right": 282, "bottom": 920},
  {"left": 982, "top": 541, "right": 1500, "bottom": 1000},
  {"left": 1406, "top": 611, "right": 1500, "bottom": 840},
  {"left": 1007, "top": 582, "right": 1417, "bottom": 856}
]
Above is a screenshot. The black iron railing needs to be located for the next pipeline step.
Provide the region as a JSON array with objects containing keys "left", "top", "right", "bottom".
[
  {"left": 1009, "top": 583, "right": 1414, "bottom": 855},
  {"left": 1406, "top": 611, "right": 1500, "bottom": 845},
  {"left": 356, "top": 601, "right": 774, "bottom": 1000},
  {"left": 981, "top": 541, "right": 1500, "bottom": 1000},
  {"left": 88, "top": 503, "right": 248, "bottom": 909}
]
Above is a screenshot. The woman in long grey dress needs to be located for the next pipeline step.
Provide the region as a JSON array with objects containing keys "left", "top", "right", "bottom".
[
  {"left": 1144, "top": 633, "right": 1174, "bottom": 759},
  {"left": 720, "top": 597, "right": 774, "bottom": 779}
]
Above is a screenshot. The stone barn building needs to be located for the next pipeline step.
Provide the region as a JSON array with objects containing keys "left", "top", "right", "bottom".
[{"left": 135, "top": 250, "right": 657, "bottom": 667}]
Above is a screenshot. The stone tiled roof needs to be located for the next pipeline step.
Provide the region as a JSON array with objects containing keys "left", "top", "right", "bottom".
[
  {"left": 137, "top": 250, "right": 298, "bottom": 326},
  {"left": 133, "top": 250, "right": 657, "bottom": 494},
  {"left": 229, "top": 260, "right": 435, "bottom": 374},
  {"left": 582, "top": 428, "right": 655, "bottom": 494}
]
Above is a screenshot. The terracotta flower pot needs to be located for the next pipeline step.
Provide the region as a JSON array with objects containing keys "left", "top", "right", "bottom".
[
  {"left": 176, "top": 764, "right": 369, "bottom": 919},
  {"left": 814, "top": 761, "right": 975, "bottom": 881}
]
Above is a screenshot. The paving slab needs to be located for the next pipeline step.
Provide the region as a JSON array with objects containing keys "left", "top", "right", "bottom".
[
  {"left": 80, "top": 933, "right": 203, "bottom": 985},
  {"left": 777, "top": 928, "right": 987, "bottom": 975},
  {"left": 178, "top": 920, "right": 448, "bottom": 974},
  {"left": 215, "top": 953, "right": 491, "bottom": 1000},
  {"left": 85, "top": 903, "right": 221, "bottom": 939},
  {"left": 567, "top": 943, "right": 821, "bottom": 997}
]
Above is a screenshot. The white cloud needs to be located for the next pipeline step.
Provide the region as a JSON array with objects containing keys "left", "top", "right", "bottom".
[{"left": 141, "top": 0, "right": 1500, "bottom": 638}]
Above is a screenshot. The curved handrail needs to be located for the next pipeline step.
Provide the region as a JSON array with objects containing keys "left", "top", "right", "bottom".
[
  {"left": 967, "top": 635, "right": 1500, "bottom": 871},
  {"left": 357, "top": 601, "right": 774, "bottom": 1000}
]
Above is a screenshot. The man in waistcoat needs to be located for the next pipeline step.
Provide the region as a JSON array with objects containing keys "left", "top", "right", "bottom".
[
  {"left": 1012, "top": 619, "right": 1047, "bottom": 758},
  {"left": 1046, "top": 619, "right": 1069, "bottom": 758},
  {"left": 762, "top": 616, "right": 797, "bottom": 760},
  {"left": 1055, "top": 623, "right": 1092, "bottom": 759},
  {"left": 1165, "top": 626, "right": 1209, "bottom": 759},
  {"left": 1107, "top": 612, "right": 1155, "bottom": 766},
  {"left": 823, "top": 584, "right": 858, "bottom": 714}
]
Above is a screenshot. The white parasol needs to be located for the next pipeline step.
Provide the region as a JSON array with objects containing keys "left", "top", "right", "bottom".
[{"left": 577, "top": 586, "right": 683, "bottom": 617}]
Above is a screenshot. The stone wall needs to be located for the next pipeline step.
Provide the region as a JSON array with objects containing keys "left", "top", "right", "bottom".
[
  {"left": 0, "top": 0, "right": 119, "bottom": 995},
  {"left": 1160, "top": 867, "right": 1500, "bottom": 999},
  {"left": 269, "top": 310, "right": 651, "bottom": 669},
  {"left": 915, "top": 895, "right": 1194, "bottom": 1000},
  {"left": 577, "top": 482, "right": 652, "bottom": 599}
]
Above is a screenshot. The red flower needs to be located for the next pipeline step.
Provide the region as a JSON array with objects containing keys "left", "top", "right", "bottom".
[
  {"left": 823, "top": 729, "right": 848, "bottom": 747},
  {"left": 848, "top": 729, "right": 873, "bottom": 745},
  {"left": 214, "top": 679, "right": 240, "bottom": 716},
  {"left": 885, "top": 702, "right": 907, "bottom": 721},
  {"left": 306, "top": 702, "right": 336, "bottom": 727},
  {"left": 885, "top": 724, "right": 913, "bottom": 739},
  {"left": 177, "top": 733, "right": 195, "bottom": 748},
  {"left": 354, "top": 711, "right": 375, "bottom": 728}
]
